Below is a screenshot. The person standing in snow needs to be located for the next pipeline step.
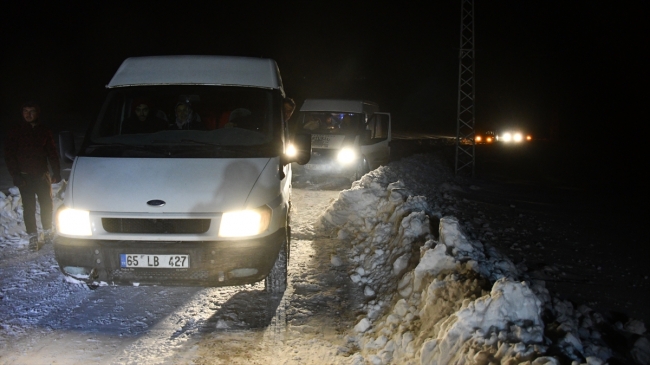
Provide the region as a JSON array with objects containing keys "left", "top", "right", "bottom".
[{"left": 4, "top": 101, "right": 61, "bottom": 251}]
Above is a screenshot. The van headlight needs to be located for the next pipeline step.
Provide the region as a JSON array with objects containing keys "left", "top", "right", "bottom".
[
  {"left": 285, "top": 143, "right": 297, "bottom": 157},
  {"left": 219, "top": 206, "right": 272, "bottom": 237},
  {"left": 57, "top": 208, "right": 92, "bottom": 236},
  {"left": 337, "top": 148, "right": 356, "bottom": 164}
]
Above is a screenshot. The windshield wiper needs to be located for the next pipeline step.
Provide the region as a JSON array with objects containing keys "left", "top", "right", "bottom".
[
  {"left": 179, "top": 139, "right": 270, "bottom": 156},
  {"left": 88, "top": 143, "right": 169, "bottom": 155},
  {"left": 180, "top": 139, "right": 221, "bottom": 147},
  {"left": 181, "top": 139, "right": 253, "bottom": 151}
]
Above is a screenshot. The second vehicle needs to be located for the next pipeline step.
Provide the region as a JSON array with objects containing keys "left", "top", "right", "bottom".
[{"left": 293, "top": 99, "right": 391, "bottom": 181}]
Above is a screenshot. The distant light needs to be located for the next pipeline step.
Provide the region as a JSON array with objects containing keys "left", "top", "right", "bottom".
[
  {"left": 475, "top": 135, "right": 482, "bottom": 142},
  {"left": 513, "top": 133, "right": 523, "bottom": 142},
  {"left": 486, "top": 136, "right": 493, "bottom": 143},
  {"left": 502, "top": 132, "right": 512, "bottom": 142},
  {"left": 526, "top": 135, "right": 532, "bottom": 141}
]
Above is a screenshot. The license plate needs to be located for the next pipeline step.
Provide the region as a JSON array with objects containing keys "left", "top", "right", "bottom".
[{"left": 120, "top": 254, "right": 189, "bottom": 268}]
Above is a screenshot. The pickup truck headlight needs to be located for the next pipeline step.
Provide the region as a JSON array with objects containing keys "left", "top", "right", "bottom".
[
  {"left": 219, "top": 206, "right": 271, "bottom": 237},
  {"left": 337, "top": 148, "right": 356, "bottom": 164},
  {"left": 57, "top": 208, "right": 92, "bottom": 236}
]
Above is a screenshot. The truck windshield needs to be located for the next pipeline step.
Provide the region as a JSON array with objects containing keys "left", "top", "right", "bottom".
[
  {"left": 299, "top": 112, "right": 363, "bottom": 134},
  {"left": 84, "top": 85, "right": 280, "bottom": 158}
]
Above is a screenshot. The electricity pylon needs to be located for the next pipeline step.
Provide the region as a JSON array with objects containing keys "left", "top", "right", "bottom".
[{"left": 455, "top": 0, "right": 475, "bottom": 177}]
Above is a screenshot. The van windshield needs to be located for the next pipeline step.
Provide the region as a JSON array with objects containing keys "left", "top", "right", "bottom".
[
  {"left": 84, "top": 86, "right": 280, "bottom": 158},
  {"left": 299, "top": 112, "right": 364, "bottom": 135}
]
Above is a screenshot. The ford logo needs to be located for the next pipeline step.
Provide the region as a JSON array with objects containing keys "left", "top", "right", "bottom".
[{"left": 147, "top": 199, "right": 166, "bottom": 207}]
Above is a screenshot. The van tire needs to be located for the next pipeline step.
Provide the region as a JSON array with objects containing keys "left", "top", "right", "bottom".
[
  {"left": 265, "top": 239, "right": 288, "bottom": 294},
  {"left": 354, "top": 157, "right": 370, "bottom": 181}
]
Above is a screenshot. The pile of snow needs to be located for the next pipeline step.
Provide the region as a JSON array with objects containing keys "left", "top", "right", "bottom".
[
  {"left": 318, "top": 154, "right": 616, "bottom": 365},
  {"left": 0, "top": 182, "right": 66, "bottom": 248}
]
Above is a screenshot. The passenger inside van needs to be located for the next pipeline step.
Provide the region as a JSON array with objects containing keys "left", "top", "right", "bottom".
[
  {"left": 323, "top": 115, "right": 339, "bottom": 129},
  {"left": 303, "top": 115, "right": 321, "bottom": 130},
  {"left": 225, "top": 108, "right": 252, "bottom": 129},
  {"left": 170, "top": 101, "right": 204, "bottom": 130},
  {"left": 122, "top": 99, "right": 168, "bottom": 134}
]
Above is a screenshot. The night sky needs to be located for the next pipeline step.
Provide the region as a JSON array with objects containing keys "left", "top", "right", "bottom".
[{"left": 1, "top": 1, "right": 646, "bottom": 143}]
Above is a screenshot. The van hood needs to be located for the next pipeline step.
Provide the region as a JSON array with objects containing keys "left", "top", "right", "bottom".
[{"left": 68, "top": 157, "right": 278, "bottom": 213}]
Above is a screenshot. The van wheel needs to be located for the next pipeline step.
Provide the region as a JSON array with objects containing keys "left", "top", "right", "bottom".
[
  {"left": 265, "top": 239, "right": 288, "bottom": 294},
  {"left": 354, "top": 157, "right": 370, "bottom": 181}
]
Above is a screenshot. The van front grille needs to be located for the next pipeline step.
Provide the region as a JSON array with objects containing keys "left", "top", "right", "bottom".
[{"left": 102, "top": 218, "right": 211, "bottom": 234}]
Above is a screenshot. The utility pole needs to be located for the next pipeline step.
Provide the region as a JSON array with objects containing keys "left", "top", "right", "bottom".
[{"left": 455, "top": 0, "right": 475, "bottom": 177}]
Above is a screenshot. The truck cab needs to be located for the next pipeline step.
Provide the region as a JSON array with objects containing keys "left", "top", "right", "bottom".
[{"left": 294, "top": 99, "right": 391, "bottom": 181}]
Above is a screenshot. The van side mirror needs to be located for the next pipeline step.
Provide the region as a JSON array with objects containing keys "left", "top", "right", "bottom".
[
  {"left": 58, "top": 131, "right": 77, "bottom": 163},
  {"left": 285, "top": 132, "right": 311, "bottom": 165}
]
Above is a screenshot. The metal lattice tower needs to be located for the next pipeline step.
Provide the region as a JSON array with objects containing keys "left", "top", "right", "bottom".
[{"left": 455, "top": 0, "right": 476, "bottom": 177}]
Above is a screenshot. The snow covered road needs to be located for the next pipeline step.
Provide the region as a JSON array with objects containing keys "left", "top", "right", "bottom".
[
  {"left": 1, "top": 153, "right": 648, "bottom": 364},
  {"left": 0, "top": 187, "right": 358, "bottom": 365}
]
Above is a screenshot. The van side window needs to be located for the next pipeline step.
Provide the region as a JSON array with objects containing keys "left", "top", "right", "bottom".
[{"left": 366, "top": 114, "right": 389, "bottom": 141}]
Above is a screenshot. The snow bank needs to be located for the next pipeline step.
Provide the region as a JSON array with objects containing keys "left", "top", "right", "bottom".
[
  {"left": 0, "top": 182, "right": 66, "bottom": 247},
  {"left": 318, "top": 154, "right": 613, "bottom": 365}
]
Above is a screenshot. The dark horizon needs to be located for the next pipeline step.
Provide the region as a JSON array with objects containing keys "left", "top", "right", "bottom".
[{"left": 1, "top": 1, "right": 645, "bottom": 143}]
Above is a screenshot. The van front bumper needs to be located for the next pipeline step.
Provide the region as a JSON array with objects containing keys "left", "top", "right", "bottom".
[{"left": 53, "top": 229, "right": 286, "bottom": 287}]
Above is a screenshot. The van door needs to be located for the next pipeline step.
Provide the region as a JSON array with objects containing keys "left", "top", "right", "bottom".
[{"left": 360, "top": 112, "right": 391, "bottom": 169}]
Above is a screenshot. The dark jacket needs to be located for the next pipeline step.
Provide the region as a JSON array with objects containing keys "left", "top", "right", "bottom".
[
  {"left": 170, "top": 114, "right": 204, "bottom": 130},
  {"left": 4, "top": 121, "right": 60, "bottom": 179},
  {"left": 122, "top": 115, "right": 169, "bottom": 134}
]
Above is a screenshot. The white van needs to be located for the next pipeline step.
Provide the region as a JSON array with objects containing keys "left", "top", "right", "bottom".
[
  {"left": 54, "top": 56, "right": 310, "bottom": 292},
  {"left": 293, "top": 99, "right": 391, "bottom": 180}
]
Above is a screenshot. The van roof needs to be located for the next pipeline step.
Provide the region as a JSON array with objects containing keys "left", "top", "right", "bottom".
[
  {"left": 107, "top": 55, "right": 284, "bottom": 92},
  {"left": 299, "top": 99, "right": 379, "bottom": 113}
]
